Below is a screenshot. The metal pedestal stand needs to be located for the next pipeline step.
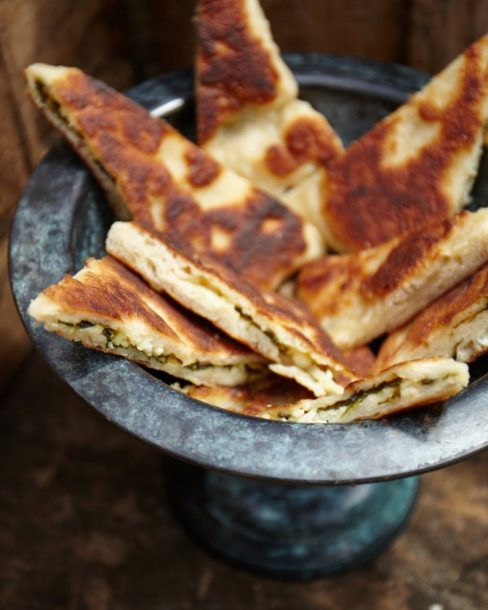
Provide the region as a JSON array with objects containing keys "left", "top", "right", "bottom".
[{"left": 169, "top": 463, "right": 419, "bottom": 580}]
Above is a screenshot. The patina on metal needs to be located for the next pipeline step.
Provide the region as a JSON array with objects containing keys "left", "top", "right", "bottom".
[
  {"left": 168, "top": 462, "right": 419, "bottom": 579},
  {"left": 9, "top": 55, "right": 488, "bottom": 578}
]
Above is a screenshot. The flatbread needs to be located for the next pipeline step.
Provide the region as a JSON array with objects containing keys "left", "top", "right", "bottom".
[
  {"left": 28, "top": 257, "right": 264, "bottom": 387},
  {"left": 196, "top": 0, "right": 297, "bottom": 142},
  {"left": 376, "top": 262, "right": 488, "bottom": 370},
  {"left": 178, "top": 374, "right": 311, "bottom": 416},
  {"left": 25, "top": 63, "right": 323, "bottom": 289},
  {"left": 281, "top": 168, "right": 331, "bottom": 240},
  {"left": 296, "top": 209, "right": 488, "bottom": 349},
  {"left": 286, "top": 34, "right": 488, "bottom": 251},
  {"left": 106, "top": 221, "right": 356, "bottom": 396},
  {"left": 343, "top": 346, "right": 376, "bottom": 378},
  {"left": 258, "top": 358, "right": 469, "bottom": 423},
  {"left": 195, "top": 0, "right": 343, "bottom": 208}
]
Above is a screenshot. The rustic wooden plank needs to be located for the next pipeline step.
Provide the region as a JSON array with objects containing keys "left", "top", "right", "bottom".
[
  {"left": 0, "top": 0, "right": 134, "bottom": 389},
  {"left": 406, "top": 0, "right": 488, "bottom": 73},
  {"left": 0, "top": 40, "right": 29, "bottom": 220},
  {"left": 472, "top": 0, "right": 488, "bottom": 39},
  {"left": 262, "top": 0, "right": 409, "bottom": 62},
  {"left": 0, "top": 38, "right": 32, "bottom": 384},
  {"left": 0, "top": 239, "right": 29, "bottom": 387},
  {"left": 146, "top": 0, "right": 488, "bottom": 76},
  {"left": 146, "top": 0, "right": 410, "bottom": 74},
  {"left": 0, "top": 0, "right": 133, "bottom": 168}
]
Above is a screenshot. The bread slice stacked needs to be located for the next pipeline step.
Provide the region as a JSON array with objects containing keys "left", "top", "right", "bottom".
[
  {"left": 195, "top": 0, "right": 343, "bottom": 211},
  {"left": 375, "top": 263, "right": 488, "bottom": 370},
  {"left": 295, "top": 210, "right": 488, "bottom": 349},
  {"left": 24, "top": 0, "right": 488, "bottom": 424},
  {"left": 29, "top": 257, "right": 264, "bottom": 386},
  {"left": 286, "top": 34, "right": 488, "bottom": 251},
  {"left": 25, "top": 63, "right": 322, "bottom": 291}
]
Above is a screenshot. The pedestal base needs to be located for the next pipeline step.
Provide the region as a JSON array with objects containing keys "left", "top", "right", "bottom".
[{"left": 168, "top": 463, "right": 419, "bottom": 580}]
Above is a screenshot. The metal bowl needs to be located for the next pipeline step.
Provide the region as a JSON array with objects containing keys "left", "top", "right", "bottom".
[{"left": 10, "top": 54, "right": 488, "bottom": 485}]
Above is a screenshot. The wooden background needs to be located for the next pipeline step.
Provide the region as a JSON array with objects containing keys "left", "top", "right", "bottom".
[{"left": 1, "top": 0, "right": 487, "bottom": 389}]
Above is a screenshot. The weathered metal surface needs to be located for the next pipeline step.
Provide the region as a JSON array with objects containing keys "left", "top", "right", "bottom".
[{"left": 169, "top": 462, "right": 419, "bottom": 579}]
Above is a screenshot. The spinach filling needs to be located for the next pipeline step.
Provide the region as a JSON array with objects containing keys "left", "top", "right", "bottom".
[
  {"left": 318, "top": 379, "right": 403, "bottom": 416},
  {"left": 35, "top": 80, "right": 115, "bottom": 187},
  {"left": 195, "top": 278, "right": 290, "bottom": 358},
  {"left": 35, "top": 80, "right": 65, "bottom": 123},
  {"left": 58, "top": 320, "right": 249, "bottom": 373},
  {"left": 234, "top": 306, "right": 285, "bottom": 354}
]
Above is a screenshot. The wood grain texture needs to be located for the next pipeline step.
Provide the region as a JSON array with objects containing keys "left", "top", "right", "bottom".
[
  {"left": 146, "top": 0, "right": 410, "bottom": 75},
  {"left": 0, "top": 0, "right": 134, "bottom": 389},
  {"left": 144, "top": 1, "right": 488, "bottom": 82},
  {"left": 0, "top": 40, "right": 29, "bottom": 222},
  {"left": 407, "top": 0, "right": 488, "bottom": 73},
  {"left": 0, "top": 240, "right": 30, "bottom": 388},
  {"left": 262, "top": 0, "right": 410, "bottom": 62},
  {"left": 0, "top": 355, "right": 486, "bottom": 609},
  {"left": 0, "top": 0, "right": 133, "bottom": 167},
  {"left": 0, "top": 37, "right": 31, "bottom": 387}
]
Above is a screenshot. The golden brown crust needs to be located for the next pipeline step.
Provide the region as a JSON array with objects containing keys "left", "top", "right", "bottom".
[
  {"left": 343, "top": 346, "right": 376, "bottom": 378},
  {"left": 406, "top": 263, "right": 488, "bottom": 344},
  {"left": 194, "top": 1, "right": 343, "bottom": 203},
  {"left": 264, "top": 116, "right": 341, "bottom": 177},
  {"left": 139, "top": 220, "right": 350, "bottom": 371},
  {"left": 296, "top": 251, "right": 370, "bottom": 316},
  {"left": 362, "top": 217, "right": 454, "bottom": 297},
  {"left": 196, "top": 192, "right": 308, "bottom": 288},
  {"left": 379, "top": 262, "right": 488, "bottom": 364},
  {"left": 146, "top": 190, "right": 308, "bottom": 290},
  {"left": 43, "top": 257, "right": 176, "bottom": 338},
  {"left": 107, "top": 220, "right": 357, "bottom": 393},
  {"left": 184, "top": 375, "right": 312, "bottom": 415},
  {"left": 43, "top": 256, "right": 256, "bottom": 358},
  {"left": 196, "top": 0, "right": 279, "bottom": 143},
  {"left": 54, "top": 70, "right": 171, "bottom": 225},
  {"left": 295, "top": 207, "right": 488, "bottom": 350},
  {"left": 298, "top": 215, "right": 458, "bottom": 313},
  {"left": 68, "top": 78, "right": 169, "bottom": 153},
  {"left": 184, "top": 148, "right": 221, "bottom": 187},
  {"left": 324, "top": 38, "right": 488, "bottom": 251},
  {"left": 39, "top": 69, "right": 313, "bottom": 289}
]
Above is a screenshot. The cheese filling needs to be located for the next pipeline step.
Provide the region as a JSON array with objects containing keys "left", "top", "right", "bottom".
[
  {"left": 190, "top": 283, "right": 345, "bottom": 395},
  {"left": 454, "top": 306, "right": 488, "bottom": 361},
  {"left": 114, "top": 231, "right": 347, "bottom": 396},
  {"left": 49, "top": 320, "right": 260, "bottom": 385},
  {"left": 273, "top": 376, "right": 453, "bottom": 423}
]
